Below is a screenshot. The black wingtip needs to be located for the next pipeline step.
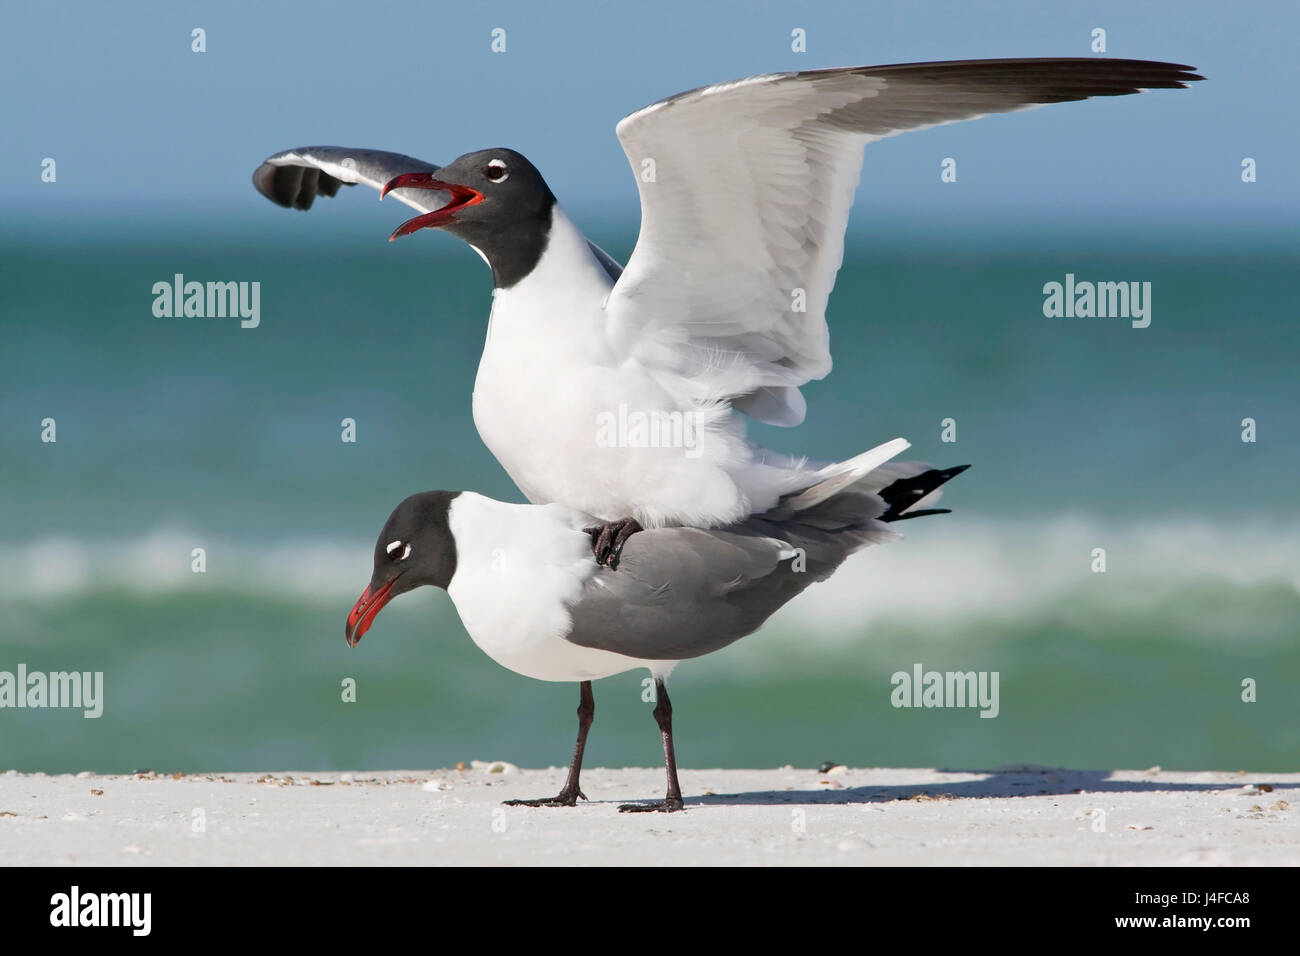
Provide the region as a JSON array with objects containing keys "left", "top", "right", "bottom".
[
  {"left": 252, "top": 163, "right": 292, "bottom": 207},
  {"left": 838, "top": 58, "right": 1205, "bottom": 98},
  {"left": 878, "top": 464, "right": 970, "bottom": 523},
  {"left": 889, "top": 508, "right": 952, "bottom": 522},
  {"left": 252, "top": 162, "right": 351, "bottom": 211}
]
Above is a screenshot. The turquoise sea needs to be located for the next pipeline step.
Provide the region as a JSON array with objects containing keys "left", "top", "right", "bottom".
[{"left": 1, "top": 210, "right": 1297, "bottom": 774}]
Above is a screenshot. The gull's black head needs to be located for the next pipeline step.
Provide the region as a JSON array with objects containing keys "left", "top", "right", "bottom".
[
  {"left": 381, "top": 148, "right": 555, "bottom": 288},
  {"left": 345, "top": 491, "right": 460, "bottom": 647}
]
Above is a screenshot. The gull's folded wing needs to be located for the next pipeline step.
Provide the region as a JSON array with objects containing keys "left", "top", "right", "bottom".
[
  {"left": 605, "top": 58, "right": 1201, "bottom": 425},
  {"left": 565, "top": 486, "right": 895, "bottom": 660}
]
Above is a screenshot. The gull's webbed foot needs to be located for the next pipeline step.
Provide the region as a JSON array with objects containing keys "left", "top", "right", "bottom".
[
  {"left": 618, "top": 796, "right": 685, "bottom": 813},
  {"left": 503, "top": 788, "right": 587, "bottom": 808}
]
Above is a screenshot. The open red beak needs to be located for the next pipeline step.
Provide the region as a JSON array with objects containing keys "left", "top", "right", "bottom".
[
  {"left": 380, "top": 172, "right": 484, "bottom": 241},
  {"left": 345, "top": 579, "right": 398, "bottom": 647}
]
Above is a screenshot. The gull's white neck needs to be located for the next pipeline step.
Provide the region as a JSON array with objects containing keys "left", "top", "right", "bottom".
[{"left": 486, "top": 205, "right": 615, "bottom": 349}]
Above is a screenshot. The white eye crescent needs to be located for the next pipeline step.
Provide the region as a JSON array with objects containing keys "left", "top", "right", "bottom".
[
  {"left": 485, "top": 158, "right": 509, "bottom": 182},
  {"left": 400, "top": 544, "right": 411, "bottom": 561},
  {"left": 386, "top": 540, "right": 402, "bottom": 556}
]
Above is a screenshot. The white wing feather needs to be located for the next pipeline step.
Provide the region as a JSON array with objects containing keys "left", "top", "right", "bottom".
[{"left": 605, "top": 59, "right": 1200, "bottom": 426}]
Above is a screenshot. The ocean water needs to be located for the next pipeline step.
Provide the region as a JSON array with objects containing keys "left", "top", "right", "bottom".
[{"left": 1, "top": 217, "right": 1297, "bottom": 774}]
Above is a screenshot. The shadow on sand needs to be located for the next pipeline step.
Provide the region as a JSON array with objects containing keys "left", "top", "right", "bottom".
[{"left": 673, "top": 767, "right": 1297, "bottom": 807}]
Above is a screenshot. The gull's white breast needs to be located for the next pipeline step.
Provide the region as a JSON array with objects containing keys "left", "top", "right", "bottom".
[
  {"left": 471, "top": 206, "right": 765, "bottom": 526},
  {"left": 444, "top": 493, "right": 666, "bottom": 682}
]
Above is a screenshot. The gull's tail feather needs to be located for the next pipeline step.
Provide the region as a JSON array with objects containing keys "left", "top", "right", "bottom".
[
  {"left": 781, "top": 437, "right": 910, "bottom": 512},
  {"left": 768, "top": 438, "right": 968, "bottom": 537},
  {"left": 583, "top": 449, "right": 970, "bottom": 662},
  {"left": 877, "top": 464, "right": 971, "bottom": 522}
]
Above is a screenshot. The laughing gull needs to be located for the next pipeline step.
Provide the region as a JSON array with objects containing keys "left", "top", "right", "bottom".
[
  {"left": 344, "top": 437, "right": 967, "bottom": 811},
  {"left": 255, "top": 58, "right": 1200, "bottom": 564}
]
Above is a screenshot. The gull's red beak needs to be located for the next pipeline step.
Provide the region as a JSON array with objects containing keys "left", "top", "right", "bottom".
[
  {"left": 346, "top": 579, "right": 398, "bottom": 647},
  {"left": 380, "top": 172, "right": 484, "bottom": 240}
]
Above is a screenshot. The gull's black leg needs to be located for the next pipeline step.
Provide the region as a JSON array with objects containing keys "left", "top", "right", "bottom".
[
  {"left": 504, "top": 680, "right": 594, "bottom": 808},
  {"left": 620, "top": 677, "right": 685, "bottom": 813},
  {"left": 583, "top": 517, "right": 643, "bottom": 569}
]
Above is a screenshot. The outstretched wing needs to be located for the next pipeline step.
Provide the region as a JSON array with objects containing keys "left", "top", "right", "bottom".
[
  {"left": 252, "top": 146, "right": 444, "bottom": 212},
  {"left": 605, "top": 58, "right": 1201, "bottom": 425}
]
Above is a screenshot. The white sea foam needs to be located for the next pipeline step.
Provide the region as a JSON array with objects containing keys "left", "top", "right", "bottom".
[
  {"left": 0, "top": 526, "right": 369, "bottom": 602},
  {"left": 1, "top": 515, "right": 1296, "bottom": 639},
  {"left": 767, "top": 514, "right": 1300, "bottom": 642}
]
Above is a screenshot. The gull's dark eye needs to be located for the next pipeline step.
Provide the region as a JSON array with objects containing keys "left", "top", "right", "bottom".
[
  {"left": 484, "top": 159, "right": 509, "bottom": 183},
  {"left": 385, "top": 540, "right": 411, "bottom": 561}
]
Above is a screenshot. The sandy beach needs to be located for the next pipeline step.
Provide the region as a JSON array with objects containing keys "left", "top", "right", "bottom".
[{"left": 1, "top": 765, "right": 1295, "bottom": 866}]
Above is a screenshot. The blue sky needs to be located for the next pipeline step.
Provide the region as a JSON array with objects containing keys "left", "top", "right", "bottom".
[{"left": 2, "top": 0, "right": 1294, "bottom": 235}]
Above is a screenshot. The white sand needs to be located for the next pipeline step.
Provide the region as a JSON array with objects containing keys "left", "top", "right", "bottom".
[{"left": 1, "top": 765, "right": 1295, "bottom": 866}]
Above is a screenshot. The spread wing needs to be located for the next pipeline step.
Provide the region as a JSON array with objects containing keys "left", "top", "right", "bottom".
[
  {"left": 252, "top": 146, "right": 444, "bottom": 212},
  {"left": 604, "top": 58, "right": 1201, "bottom": 425}
]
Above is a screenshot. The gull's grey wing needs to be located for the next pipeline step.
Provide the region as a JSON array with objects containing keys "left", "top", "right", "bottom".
[
  {"left": 252, "top": 145, "right": 625, "bottom": 277},
  {"left": 607, "top": 58, "right": 1201, "bottom": 426},
  {"left": 565, "top": 490, "right": 894, "bottom": 660},
  {"left": 253, "top": 146, "right": 444, "bottom": 213}
]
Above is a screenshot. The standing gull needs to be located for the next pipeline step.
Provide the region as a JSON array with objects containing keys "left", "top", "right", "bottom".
[
  {"left": 255, "top": 58, "right": 1199, "bottom": 564},
  {"left": 345, "top": 437, "right": 967, "bottom": 811}
]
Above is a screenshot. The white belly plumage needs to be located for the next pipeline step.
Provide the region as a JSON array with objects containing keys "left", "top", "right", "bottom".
[{"left": 461, "top": 620, "right": 668, "bottom": 683}]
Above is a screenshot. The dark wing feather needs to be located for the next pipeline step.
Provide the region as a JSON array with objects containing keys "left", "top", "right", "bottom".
[{"left": 252, "top": 146, "right": 443, "bottom": 213}]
